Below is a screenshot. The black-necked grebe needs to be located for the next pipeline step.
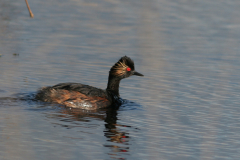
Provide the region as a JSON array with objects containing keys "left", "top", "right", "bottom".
[{"left": 36, "top": 56, "right": 143, "bottom": 110}]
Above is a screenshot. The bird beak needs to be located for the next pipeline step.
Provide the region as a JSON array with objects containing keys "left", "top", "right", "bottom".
[{"left": 133, "top": 71, "right": 144, "bottom": 76}]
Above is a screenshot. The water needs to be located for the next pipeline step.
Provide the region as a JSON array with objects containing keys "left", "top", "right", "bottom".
[{"left": 1, "top": 0, "right": 240, "bottom": 159}]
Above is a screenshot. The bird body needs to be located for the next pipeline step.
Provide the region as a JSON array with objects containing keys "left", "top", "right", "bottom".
[{"left": 36, "top": 56, "right": 143, "bottom": 110}]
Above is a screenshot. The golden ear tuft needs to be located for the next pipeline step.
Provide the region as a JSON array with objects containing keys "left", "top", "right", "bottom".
[{"left": 112, "top": 59, "right": 128, "bottom": 76}]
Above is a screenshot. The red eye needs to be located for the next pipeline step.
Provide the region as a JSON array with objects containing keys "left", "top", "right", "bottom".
[{"left": 126, "top": 67, "right": 131, "bottom": 71}]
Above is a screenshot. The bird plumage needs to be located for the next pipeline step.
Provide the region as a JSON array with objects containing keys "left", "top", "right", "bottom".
[{"left": 36, "top": 56, "right": 143, "bottom": 110}]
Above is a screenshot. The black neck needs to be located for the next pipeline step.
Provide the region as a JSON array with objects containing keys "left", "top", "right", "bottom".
[{"left": 106, "top": 75, "right": 121, "bottom": 97}]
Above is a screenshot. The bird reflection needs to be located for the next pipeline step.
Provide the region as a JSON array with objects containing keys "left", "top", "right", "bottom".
[
  {"left": 104, "top": 107, "right": 130, "bottom": 157},
  {"left": 48, "top": 105, "right": 130, "bottom": 159}
]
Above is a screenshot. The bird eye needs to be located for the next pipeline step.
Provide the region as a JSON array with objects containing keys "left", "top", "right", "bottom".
[{"left": 126, "top": 67, "right": 131, "bottom": 71}]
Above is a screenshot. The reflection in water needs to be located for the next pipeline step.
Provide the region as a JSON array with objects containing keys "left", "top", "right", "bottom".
[
  {"left": 47, "top": 105, "right": 132, "bottom": 159},
  {"left": 104, "top": 108, "right": 130, "bottom": 158}
]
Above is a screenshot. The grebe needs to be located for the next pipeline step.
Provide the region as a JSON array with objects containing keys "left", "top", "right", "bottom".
[{"left": 36, "top": 56, "right": 143, "bottom": 110}]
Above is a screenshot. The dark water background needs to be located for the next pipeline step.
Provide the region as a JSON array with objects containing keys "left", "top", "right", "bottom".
[{"left": 1, "top": 0, "right": 240, "bottom": 159}]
